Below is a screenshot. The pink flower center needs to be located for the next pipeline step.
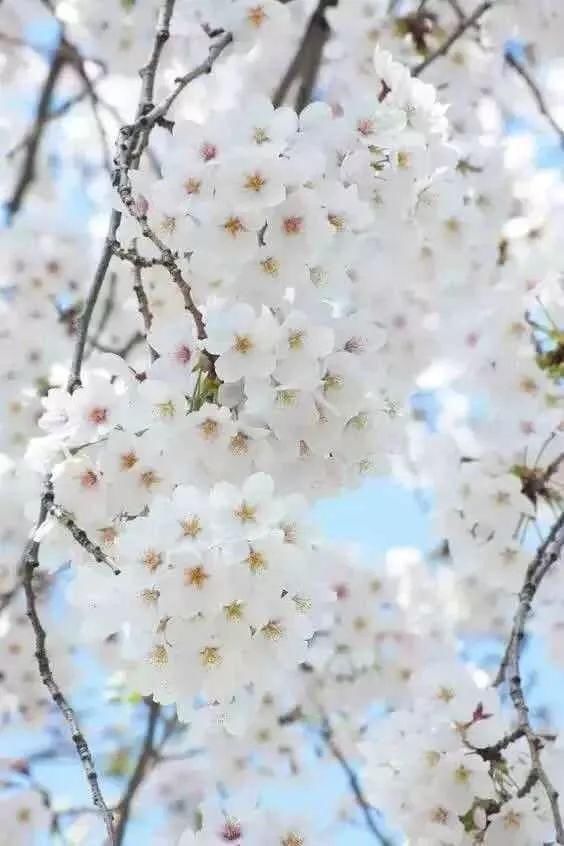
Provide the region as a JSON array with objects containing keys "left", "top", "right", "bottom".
[
  {"left": 357, "top": 118, "right": 374, "bottom": 136},
  {"left": 80, "top": 470, "right": 99, "bottom": 489},
  {"left": 283, "top": 216, "right": 303, "bottom": 235},
  {"left": 334, "top": 582, "right": 350, "bottom": 600},
  {"left": 175, "top": 344, "right": 192, "bottom": 365},
  {"left": 88, "top": 406, "right": 108, "bottom": 425},
  {"left": 220, "top": 819, "right": 242, "bottom": 841},
  {"left": 200, "top": 141, "right": 217, "bottom": 162}
]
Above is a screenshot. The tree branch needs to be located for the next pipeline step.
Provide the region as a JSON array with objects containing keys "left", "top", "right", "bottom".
[
  {"left": 495, "top": 510, "right": 564, "bottom": 843},
  {"left": 19, "top": 3, "right": 200, "bottom": 839},
  {"left": 412, "top": 0, "right": 493, "bottom": 77},
  {"left": 112, "top": 31, "right": 233, "bottom": 367},
  {"left": 320, "top": 717, "right": 392, "bottom": 845},
  {"left": 114, "top": 699, "right": 160, "bottom": 846},
  {"left": 505, "top": 52, "right": 564, "bottom": 147},
  {"left": 67, "top": 209, "right": 122, "bottom": 394},
  {"left": 21, "top": 477, "right": 116, "bottom": 844},
  {"left": 50, "top": 503, "right": 121, "bottom": 575},
  {"left": 140, "top": 32, "right": 233, "bottom": 130},
  {"left": 5, "top": 39, "right": 67, "bottom": 220},
  {"left": 132, "top": 260, "right": 158, "bottom": 363},
  {"left": 6, "top": 61, "right": 106, "bottom": 159},
  {"left": 272, "top": 0, "right": 337, "bottom": 111}
]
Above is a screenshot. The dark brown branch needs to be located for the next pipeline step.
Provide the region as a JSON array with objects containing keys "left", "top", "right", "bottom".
[
  {"left": 21, "top": 477, "right": 116, "bottom": 844},
  {"left": 320, "top": 717, "right": 392, "bottom": 845},
  {"left": 272, "top": 0, "right": 337, "bottom": 111},
  {"left": 67, "top": 209, "right": 122, "bottom": 393},
  {"left": 412, "top": 0, "right": 492, "bottom": 77},
  {"left": 5, "top": 40, "right": 67, "bottom": 220},
  {"left": 544, "top": 452, "right": 564, "bottom": 486},
  {"left": 114, "top": 699, "right": 160, "bottom": 846},
  {"left": 495, "top": 511, "right": 564, "bottom": 843},
  {"left": 505, "top": 52, "right": 564, "bottom": 148}
]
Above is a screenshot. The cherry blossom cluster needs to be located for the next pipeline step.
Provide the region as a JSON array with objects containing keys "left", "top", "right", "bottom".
[
  {"left": 362, "top": 658, "right": 558, "bottom": 845},
  {"left": 27, "top": 44, "right": 456, "bottom": 727},
  {"left": 65, "top": 471, "right": 332, "bottom": 720}
]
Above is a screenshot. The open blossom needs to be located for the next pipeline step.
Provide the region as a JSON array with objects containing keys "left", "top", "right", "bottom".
[{"left": 205, "top": 304, "right": 279, "bottom": 383}]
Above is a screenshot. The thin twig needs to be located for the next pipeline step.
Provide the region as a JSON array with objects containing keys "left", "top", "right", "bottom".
[
  {"left": 544, "top": 452, "right": 564, "bottom": 486},
  {"left": 495, "top": 511, "right": 564, "bottom": 843},
  {"left": 67, "top": 209, "right": 121, "bottom": 394},
  {"left": 0, "top": 581, "right": 21, "bottom": 613},
  {"left": 90, "top": 332, "right": 145, "bottom": 358},
  {"left": 505, "top": 52, "right": 564, "bottom": 148},
  {"left": 412, "top": 0, "right": 493, "bottom": 77},
  {"left": 5, "top": 39, "right": 67, "bottom": 220},
  {"left": 320, "top": 717, "right": 392, "bottom": 845},
  {"left": 71, "top": 51, "right": 113, "bottom": 173},
  {"left": 50, "top": 503, "right": 121, "bottom": 575},
  {"left": 114, "top": 699, "right": 160, "bottom": 846},
  {"left": 130, "top": 0, "right": 176, "bottom": 166},
  {"left": 132, "top": 260, "right": 158, "bottom": 362},
  {"left": 87, "top": 272, "right": 117, "bottom": 354},
  {"left": 111, "top": 242, "right": 169, "bottom": 267},
  {"left": 22, "top": 477, "right": 116, "bottom": 844},
  {"left": 112, "top": 31, "right": 233, "bottom": 362},
  {"left": 7, "top": 62, "right": 107, "bottom": 160},
  {"left": 140, "top": 32, "right": 232, "bottom": 129}
]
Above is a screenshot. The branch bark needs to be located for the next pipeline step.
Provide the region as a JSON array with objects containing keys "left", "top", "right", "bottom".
[
  {"left": 132, "top": 259, "right": 158, "bottom": 362},
  {"left": 495, "top": 511, "right": 564, "bottom": 843},
  {"left": 50, "top": 503, "right": 121, "bottom": 575},
  {"left": 22, "top": 477, "right": 116, "bottom": 844}
]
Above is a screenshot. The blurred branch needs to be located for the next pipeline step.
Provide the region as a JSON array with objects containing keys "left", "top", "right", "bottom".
[
  {"left": 87, "top": 272, "right": 117, "bottom": 354},
  {"left": 0, "top": 582, "right": 21, "bottom": 613},
  {"left": 412, "top": 0, "right": 492, "bottom": 76},
  {"left": 5, "top": 38, "right": 67, "bottom": 220},
  {"left": 505, "top": 52, "right": 564, "bottom": 147},
  {"left": 272, "top": 0, "right": 337, "bottom": 111},
  {"left": 114, "top": 699, "right": 160, "bottom": 846},
  {"left": 67, "top": 209, "right": 122, "bottom": 393},
  {"left": 320, "top": 715, "right": 392, "bottom": 845}
]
